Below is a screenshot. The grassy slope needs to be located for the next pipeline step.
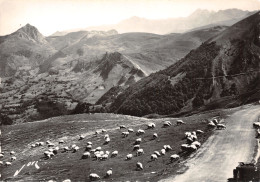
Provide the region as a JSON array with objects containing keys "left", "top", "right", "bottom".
[{"left": 1, "top": 108, "right": 236, "bottom": 181}]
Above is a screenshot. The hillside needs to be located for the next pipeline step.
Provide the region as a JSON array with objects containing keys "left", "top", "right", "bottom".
[
  {"left": 0, "top": 23, "right": 227, "bottom": 124},
  {"left": 108, "top": 12, "right": 260, "bottom": 116}
]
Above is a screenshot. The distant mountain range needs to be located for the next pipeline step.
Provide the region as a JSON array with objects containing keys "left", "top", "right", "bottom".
[
  {"left": 106, "top": 11, "right": 260, "bottom": 116},
  {"left": 52, "top": 9, "right": 254, "bottom": 36}
]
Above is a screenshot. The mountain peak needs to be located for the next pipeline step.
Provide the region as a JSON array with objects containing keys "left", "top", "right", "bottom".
[{"left": 15, "top": 23, "right": 47, "bottom": 43}]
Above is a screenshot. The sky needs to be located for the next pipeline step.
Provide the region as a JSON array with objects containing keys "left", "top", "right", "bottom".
[{"left": 0, "top": 0, "right": 260, "bottom": 36}]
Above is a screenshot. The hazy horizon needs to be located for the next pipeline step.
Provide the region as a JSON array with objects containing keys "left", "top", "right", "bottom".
[{"left": 0, "top": 0, "right": 260, "bottom": 36}]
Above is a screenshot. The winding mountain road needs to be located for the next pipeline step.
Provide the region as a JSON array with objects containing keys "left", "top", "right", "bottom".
[{"left": 162, "top": 105, "right": 260, "bottom": 182}]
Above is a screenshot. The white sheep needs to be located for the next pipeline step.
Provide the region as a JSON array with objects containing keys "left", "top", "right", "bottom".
[
  {"left": 48, "top": 143, "right": 55, "bottom": 147},
  {"left": 0, "top": 154, "right": 4, "bottom": 158},
  {"left": 71, "top": 144, "right": 77, "bottom": 149},
  {"left": 163, "top": 121, "right": 172, "bottom": 127},
  {"left": 62, "top": 179, "right": 71, "bottom": 182},
  {"left": 192, "top": 141, "right": 201, "bottom": 148},
  {"left": 137, "top": 129, "right": 145, "bottom": 135},
  {"left": 89, "top": 173, "right": 100, "bottom": 181},
  {"left": 95, "top": 147, "right": 102, "bottom": 151},
  {"left": 101, "top": 129, "right": 107, "bottom": 133},
  {"left": 185, "top": 132, "right": 192, "bottom": 138},
  {"left": 217, "top": 124, "right": 226, "bottom": 130},
  {"left": 73, "top": 146, "right": 80, "bottom": 152},
  {"left": 181, "top": 144, "right": 190, "bottom": 151},
  {"left": 105, "top": 151, "right": 110, "bottom": 155},
  {"left": 208, "top": 122, "right": 216, "bottom": 127},
  {"left": 154, "top": 151, "right": 161, "bottom": 157},
  {"left": 161, "top": 149, "right": 166, "bottom": 155},
  {"left": 105, "top": 137, "right": 110, "bottom": 144},
  {"left": 39, "top": 142, "right": 44, "bottom": 146},
  {"left": 82, "top": 152, "right": 91, "bottom": 159},
  {"left": 151, "top": 154, "right": 158, "bottom": 160},
  {"left": 104, "top": 134, "right": 109, "bottom": 139},
  {"left": 189, "top": 144, "right": 197, "bottom": 151},
  {"left": 133, "top": 145, "right": 140, "bottom": 150},
  {"left": 87, "top": 142, "right": 93, "bottom": 145},
  {"left": 11, "top": 156, "right": 16, "bottom": 161},
  {"left": 5, "top": 162, "right": 12, "bottom": 166},
  {"left": 59, "top": 140, "right": 65, "bottom": 144},
  {"left": 31, "top": 144, "right": 36, "bottom": 148},
  {"left": 128, "top": 128, "right": 134, "bottom": 132},
  {"left": 163, "top": 145, "right": 172, "bottom": 151},
  {"left": 135, "top": 138, "right": 142, "bottom": 144},
  {"left": 0, "top": 161, "right": 3, "bottom": 165},
  {"left": 86, "top": 145, "right": 92, "bottom": 151},
  {"left": 126, "top": 154, "right": 133, "bottom": 160},
  {"left": 176, "top": 120, "right": 185, "bottom": 125},
  {"left": 170, "top": 154, "right": 180, "bottom": 162},
  {"left": 111, "top": 151, "right": 118, "bottom": 157},
  {"left": 122, "top": 131, "right": 130, "bottom": 138},
  {"left": 79, "top": 134, "right": 85, "bottom": 140},
  {"left": 136, "top": 149, "right": 144, "bottom": 156},
  {"left": 119, "top": 125, "right": 126, "bottom": 129},
  {"left": 46, "top": 140, "right": 51, "bottom": 145},
  {"left": 136, "top": 162, "right": 143, "bottom": 170},
  {"left": 106, "top": 169, "right": 112, "bottom": 177},
  {"left": 147, "top": 123, "right": 156, "bottom": 129},
  {"left": 153, "top": 133, "right": 158, "bottom": 139},
  {"left": 63, "top": 146, "right": 69, "bottom": 152},
  {"left": 101, "top": 154, "right": 109, "bottom": 160},
  {"left": 10, "top": 151, "right": 15, "bottom": 155},
  {"left": 212, "top": 118, "right": 219, "bottom": 125}
]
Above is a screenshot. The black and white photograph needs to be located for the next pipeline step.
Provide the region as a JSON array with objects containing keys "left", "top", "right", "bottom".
[{"left": 0, "top": 0, "right": 260, "bottom": 181}]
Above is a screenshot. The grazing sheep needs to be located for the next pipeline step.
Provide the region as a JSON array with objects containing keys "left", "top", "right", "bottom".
[
  {"left": 151, "top": 154, "right": 158, "bottom": 160},
  {"left": 94, "top": 153, "right": 102, "bottom": 160},
  {"left": 163, "top": 145, "right": 172, "bottom": 151},
  {"left": 135, "top": 138, "right": 142, "bottom": 144},
  {"left": 105, "top": 151, "right": 110, "bottom": 155},
  {"left": 208, "top": 122, "right": 216, "bottom": 128},
  {"left": 90, "top": 149, "right": 96, "bottom": 153},
  {"left": 111, "top": 151, "right": 118, "bottom": 157},
  {"left": 59, "top": 140, "right": 65, "bottom": 144},
  {"left": 147, "top": 123, "right": 156, "bottom": 129},
  {"left": 99, "top": 151, "right": 104, "bottom": 156},
  {"left": 86, "top": 145, "right": 92, "bottom": 151},
  {"left": 71, "top": 144, "right": 76, "bottom": 149},
  {"left": 153, "top": 133, "right": 158, "bottom": 139},
  {"left": 192, "top": 141, "right": 201, "bottom": 148},
  {"left": 136, "top": 162, "right": 143, "bottom": 170},
  {"left": 39, "top": 142, "right": 44, "bottom": 146},
  {"left": 95, "top": 131, "right": 99, "bottom": 135},
  {"left": 106, "top": 169, "right": 112, "bottom": 177},
  {"left": 62, "top": 179, "right": 71, "bottom": 182},
  {"left": 185, "top": 132, "right": 192, "bottom": 138},
  {"left": 11, "top": 156, "right": 16, "bottom": 161},
  {"left": 46, "top": 140, "right": 51, "bottom": 145},
  {"left": 63, "top": 146, "right": 69, "bottom": 152},
  {"left": 253, "top": 122, "right": 260, "bottom": 128},
  {"left": 154, "top": 151, "right": 161, "bottom": 157},
  {"left": 122, "top": 131, "right": 130, "bottom": 138},
  {"left": 0, "top": 154, "right": 4, "bottom": 158},
  {"left": 177, "top": 120, "right": 185, "bottom": 125},
  {"left": 89, "top": 173, "right": 100, "bottom": 181},
  {"left": 181, "top": 144, "right": 190, "bottom": 151},
  {"left": 189, "top": 144, "right": 197, "bottom": 151},
  {"left": 217, "top": 124, "right": 226, "bottom": 130},
  {"left": 133, "top": 145, "right": 140, "bottom": 151},
  {"left": 126, "top": 154, "right": 133, "bottom": 160},
  {"left": 0, "top": 161, "right": 3, "bottom": 165},
  {"left": 5, "top": 162, "right": 12, "bottom": 166},
  {"left": 10, "top": 151, "right": 15, "bottom": 155},
  {"left": 119, "top": 125, "right": 126, "bottom": 129},
  {"left": 82, "top": 152, "right": 91, "bottom": 159},
  {"left": 105, "top": 137, "right": 110, "bottom": 144},
  {"left": 170, "top": 154, "right": 180, "bottom": 162},
  {"left": 196, "top": 130, "right": 204, "bottom": 134},
  {"left": 48, "top": 143, "right": 55, "bottom": 147},
  {"left": 136, "top": 129, "right": 145, "bottom": 136},
  {"left": 87, "top": 142, "right": 93, "bottom": 145},
  {"left": 31, "top": 144, "right": 36, "bottom": 148},
  {"left": 101, "top": 129, "right": 107, "bottom": 133},
  {"left": 104, "top": 134, "right": 109, "bottom": 139},
  {"left": 53, "top": 147, "right": 59, "bottom": 155},
  {"left": 73, "top": 146, "right": 80, "bottom": 152},
  {"left": 79, "top": 135, "right": 85, "bottom": 140},
  {"left": 128, "top": 128, "right": 134, "bottom": 133},
  {"left": 161, "top": 149, "right": 166, "bottom": 155},
  {"left": 136, "top": 149, "right": 144, "bottom": 156},
  {"left": 163, "top": 121, "right": 172, "bottom": 127},
  {"left": 95, "top": 147, "right": 102, "bottom": 151},
  {"left": 212, "top": 118, "right": 219, "bottom": 125},
  {"left": 101, "top": 154, "right": 109, "bottom": 160}
]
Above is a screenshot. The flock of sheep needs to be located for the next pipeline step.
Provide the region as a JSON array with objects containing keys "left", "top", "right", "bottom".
[{"left": 1, "top": 117, "right": 225, "bottom": 181}]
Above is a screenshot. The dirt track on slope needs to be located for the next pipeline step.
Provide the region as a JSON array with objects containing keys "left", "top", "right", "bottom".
[{"left": 161, "top": 105, "right": 260, "bottom": 182}]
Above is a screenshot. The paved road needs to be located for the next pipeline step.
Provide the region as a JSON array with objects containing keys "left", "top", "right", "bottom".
[{"left": 162, "top": 105, "right": 260, "bottom": 182}]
